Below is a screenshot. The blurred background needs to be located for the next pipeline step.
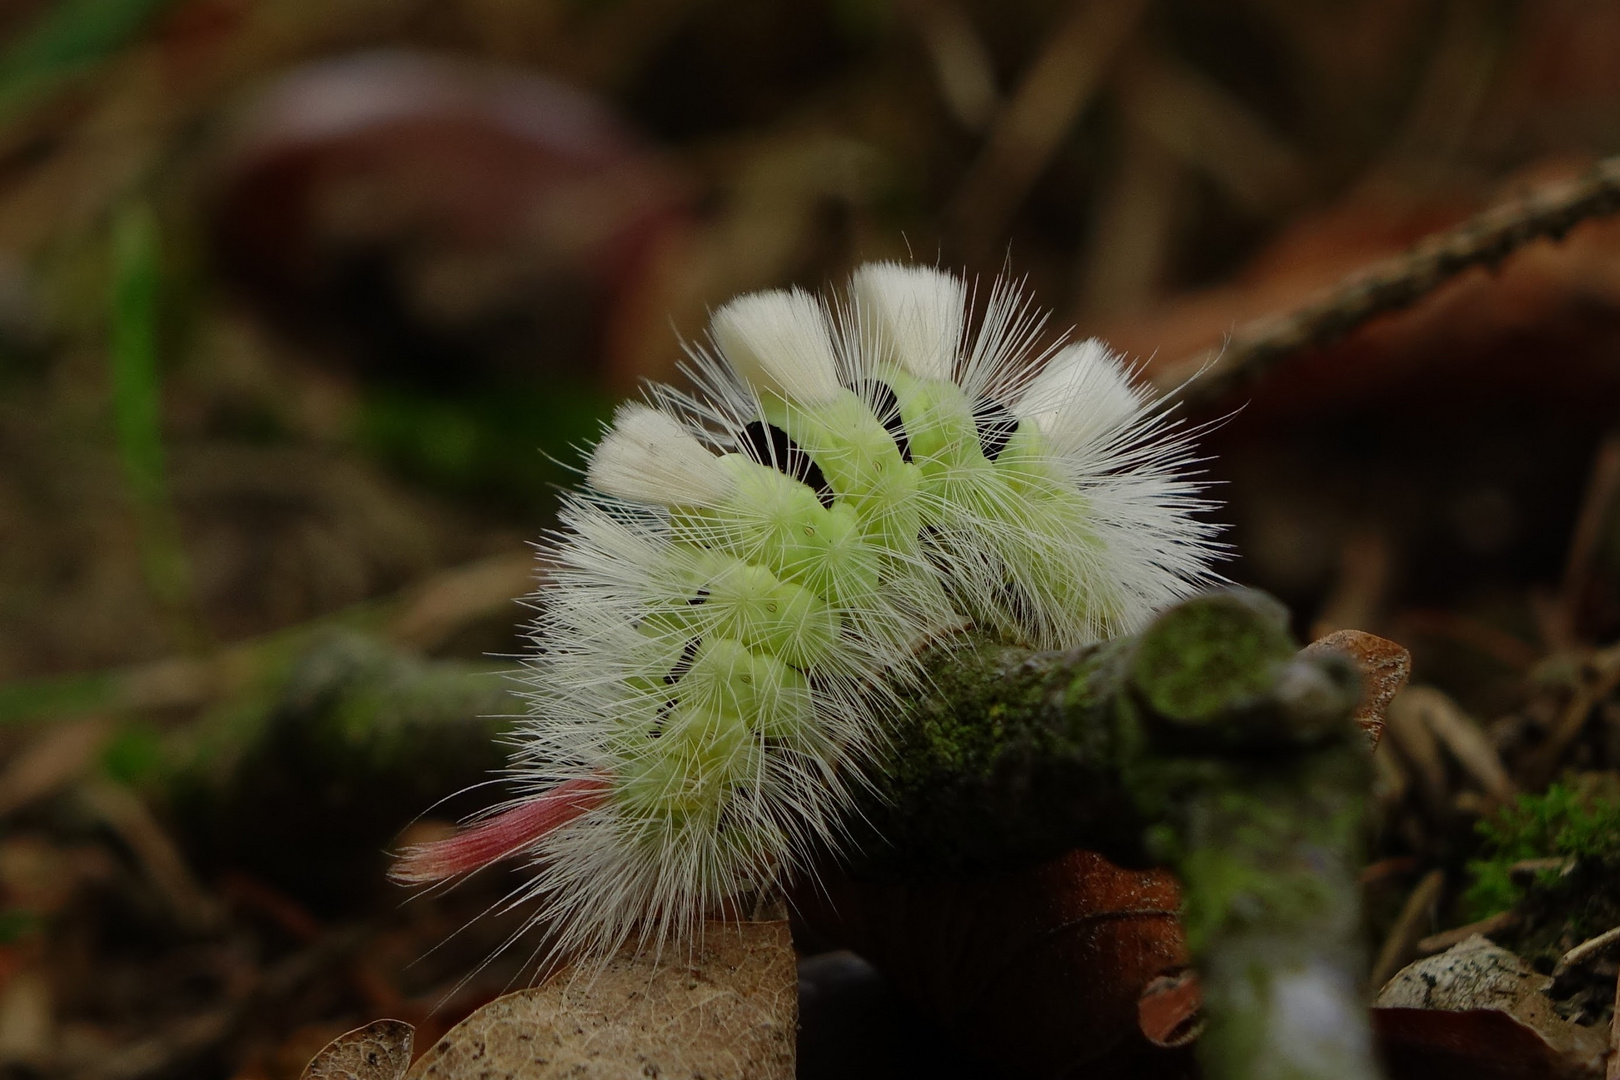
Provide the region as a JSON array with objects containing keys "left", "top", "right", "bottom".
[{"left": 5, "top": 0, "right": 1620, "bottom": 1077}]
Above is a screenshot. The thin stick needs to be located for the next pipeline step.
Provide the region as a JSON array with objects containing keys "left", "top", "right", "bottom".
[
  {"left": 1369, "top": 869, "right": 1445, "bottom": 990},
  {"left": 1152, "top": 155, "right": 1620, "bottom": 403},
  {"left": 1554, "top": 433, "right": 1620, "bottom": 648},
  {"left": 1524, "top": 640, "right": 1620, "bottom": 789},
  {"left": 946, "top": 0, "right": 1146, "bottom": 261},
  {"left": 1552, "top": 923, "right": 1620, "bottom": 981},
  {"left": 1415, "top": 910, "right": 1519, "bottom": 957}
]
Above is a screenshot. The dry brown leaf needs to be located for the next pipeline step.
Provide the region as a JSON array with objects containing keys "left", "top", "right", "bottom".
[
  {"left": 1137, "top": 969, "right": 1203, "bottom": 1049},
  {"left": 209, "top": 52, "right": 689, "bottom": 386},
  {"left": 1303, "top": 628, "right": 1412, "bottom": 748},
  {"left": 1111, "top": 166, "right": 1620, "bottom": 428},
  {"left": 1374, "top": 935, "right": 1609, "bottom": 1080},
  {"left": 300, "top": 1019, "right": 414, "bottom": 1080},
  {"left": 793, "top": 849, "right": 1194, "bottom": 1078},
  {"left": 404, "top": 919, "right": 794, "bottom": 1080}
]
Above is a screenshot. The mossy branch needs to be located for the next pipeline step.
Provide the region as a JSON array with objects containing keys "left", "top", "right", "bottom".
[{"left": 850, "top": 589, "right": 1382, "bottom": 1080}]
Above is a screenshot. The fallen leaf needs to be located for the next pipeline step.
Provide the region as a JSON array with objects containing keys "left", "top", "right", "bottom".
[
  {"left": 299, "top": 1019, "right": 413, "bottom": 1080},
  {"left": 1373, "top": 935, "right": 1609, "bottom": 1079},
  {"left": 1304, "top": 629, "right": 1412, "bottom": 748},
  {"left": 208, "top": 51, "right": 689, "bottom": 386},
  {"left": 1137, "top": 969, "right": 1203, "bottom": 1049},
  {"left": 1121, "top": 169, "right": 1620, "bottom": 425},
  {"left": 404, "top": 919, "right": 795, "bottom": 1080},
  {"left": 793, "top": 849, "right": 1194, "bottom": 1078}
]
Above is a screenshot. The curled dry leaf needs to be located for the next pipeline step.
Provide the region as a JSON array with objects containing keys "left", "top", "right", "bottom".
[
  {"left": 793, "top": 849, "right": 1195, "bottom": 1078},
  {"left": 1137, "top": 969, "right": 1203, "bottom": 1049},
  {"left": 209, "top": 50, "right": 690, "bottom": 385},
  {"left": 1373, "top": 935, "right": 1609, "bottom": 1080},
  {"left": 1303, "top": 629, "right": 1412, "bottom": 748},
  {"left": 300, "top": 1019, "right": 414, "bottom": 1080},
  {"left": 404, "top": 920, "right": 794, "bottom": 1080}
]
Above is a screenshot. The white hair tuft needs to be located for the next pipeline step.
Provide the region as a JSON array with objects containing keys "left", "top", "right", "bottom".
[
  {"left": 850, "top": 262, "right": 964, "bottom": 380},
  {"left": 1016, "top": 339, "right": 1144, "bottom": 455},
  {"left": 710, "top": 288, "right": 842, "bottom": 404},
  {"left": 586, "top": 403, "right": 734, "bottom": 507}
]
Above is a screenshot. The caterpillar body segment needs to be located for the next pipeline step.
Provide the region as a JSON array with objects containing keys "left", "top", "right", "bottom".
[{"left": 393, "top": 262, "right": 1220, "bottom": 963}]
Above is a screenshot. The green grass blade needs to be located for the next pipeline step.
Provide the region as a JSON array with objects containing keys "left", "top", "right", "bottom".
[{"left": 110, "top": 203, "right": 204, "bottom": 650}]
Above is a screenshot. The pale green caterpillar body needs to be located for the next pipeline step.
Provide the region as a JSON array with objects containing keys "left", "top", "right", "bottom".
[{"left": 393, "top": 263, "right": 1219, "bottom": 961}]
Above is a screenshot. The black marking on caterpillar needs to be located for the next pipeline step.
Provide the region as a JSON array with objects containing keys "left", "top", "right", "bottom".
[
  {"left": 972, "top": 397, "right": 1019, "bottom": 461},
  {"left": 665, "top": 637, "right": 702, "bottom": 684},
  {"left": 742, "top": 420, "right": 834, "bottom": 507},
  {"left": 860, "top": 379, "right": 913, "bottom": 462}
]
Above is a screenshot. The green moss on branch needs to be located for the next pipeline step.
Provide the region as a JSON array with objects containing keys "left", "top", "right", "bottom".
[{"left": 850, "top": 589, "right": 1383, "bottom": 1080}]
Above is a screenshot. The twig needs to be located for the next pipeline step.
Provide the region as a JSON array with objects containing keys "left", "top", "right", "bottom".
[
  {"left": 1116, "top": 50, "right": 1305, "bottom": 216},
  {"left": 1402, "top": 686, "right": 1517, "bottom": 803},
  {"left": 1554, "top": 432, "right": 1620, "bottom": 648},
  {"left": 1415, "top": 910, "right": 1520, "bottom": 957},
  {"left": 1073, "top": 112, "right": 1181, "bottom": 317},
  {"left": 946, "top": 0, "right": 1146, "bottom": 261},
  {"left": 1385, "top": 689, "right": 1450, "bottom": 820},
  {"left": 903, "top": 0, "right": 998, "bottom": 132},
  {"left": 0, "top": 718, "right": 110, "bottom": 818},
  {"left": 1369, "top": 869, "right": 1445, "bottom": 990},
  {"left": 0, "top": 549, "right": 533, "bottom": 729},
  {"left": 1152, "top": 154, "right": 1620, "bottom": 404},
  {"left": 1507, "top": 856, "right": 1574, "bottom": 881},
  {"left": 386, "top": 550, "right": 539, "bottom": 652},
  {"left": 1552, "top": 923, "right": 1620, "bottom": 981},
  {"left": 1523, "top": 641, "right": 1620, "bottom": 789},
  {"left": 79, "top": 779, "right": 221, "bottom": 933}
]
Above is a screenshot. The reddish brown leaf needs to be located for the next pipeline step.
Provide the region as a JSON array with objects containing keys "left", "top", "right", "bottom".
[
  {"left": 1138, "top": 969, "right": 1203, "bottom": 1049},
  {"left": 1304, "top": 629, "right": 1412, "bottom": 748},
  {"left": 793, "top": 849, "right": 1194, "bottom": 1077}
]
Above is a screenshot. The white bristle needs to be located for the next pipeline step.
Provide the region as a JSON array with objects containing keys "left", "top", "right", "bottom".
[
  {"left": 710, "top": 289, "right": 842, "bottom": 404},
  {"left": 850, "top": 262, "right": 964, "bottom": 380},
  {"left": 586, "top": 404, "right": 735, "bottom": 507},
  {"left": 1016, "top": 339, "right": 1144, "bottom": 455}
]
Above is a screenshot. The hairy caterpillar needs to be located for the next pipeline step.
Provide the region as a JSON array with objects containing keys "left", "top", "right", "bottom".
[{"left": 393, "top": 263, "right": 1219, "bottom": 961}]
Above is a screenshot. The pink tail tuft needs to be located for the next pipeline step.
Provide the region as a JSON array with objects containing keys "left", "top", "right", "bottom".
[{"left": 389, "top": 776, "right": 609, "bottom": 884}]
